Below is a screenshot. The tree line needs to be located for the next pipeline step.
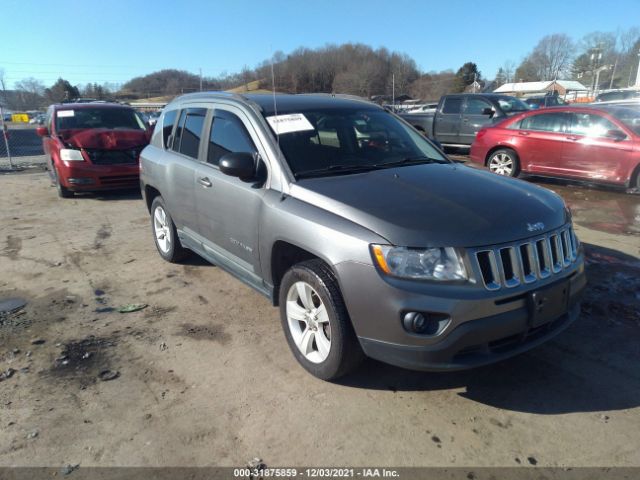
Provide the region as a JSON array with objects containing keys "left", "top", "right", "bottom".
[{"left": 1, "top": 27, "right": 639, "bottom": 112}]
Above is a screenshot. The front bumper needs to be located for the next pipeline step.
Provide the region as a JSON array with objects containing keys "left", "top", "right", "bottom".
[
  {"left": 58, "top": 162, "right": 139, "bottom": 191},
  {"left": 336, "top": 257, "right": 586, "bottom": 371}
]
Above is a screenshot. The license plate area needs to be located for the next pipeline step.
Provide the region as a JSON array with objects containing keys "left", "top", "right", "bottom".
[{"left": 527, "top": 280, "right": 570, "bottom": 328}]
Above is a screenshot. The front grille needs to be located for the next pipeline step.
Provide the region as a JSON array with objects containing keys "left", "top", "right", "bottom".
[
  {"left": 85, "top": 147, "right": 142, "bottom": 165},
  {"left": 474, "top": 226, "right": 578, "bottom": 291},
  {"left": 98, "top": 175, "right": 139, "bottom": 185}
]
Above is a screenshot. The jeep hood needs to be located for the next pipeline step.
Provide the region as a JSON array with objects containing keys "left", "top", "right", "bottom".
[
  {"left": 59, "top": 128, "right": 150, "bottom": 150},
  {"left": 290, "top": 164, "right": 568, "bottom": 248}
]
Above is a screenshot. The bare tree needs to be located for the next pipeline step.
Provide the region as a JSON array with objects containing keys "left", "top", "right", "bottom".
[
  {"left": 502, "top": 60, "right": 516, "bottom": 83},
  {"left": 532, "top": 34, "right": 575, "bottom": 79},
  {"left": 15, "top": 77, "right": 46, "bottom": 110}
]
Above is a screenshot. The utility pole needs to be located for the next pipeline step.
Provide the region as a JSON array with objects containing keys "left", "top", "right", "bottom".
[
  {"left": 199, "top": 68, "right": 203, "bottom": 92},
  {"left": 609, "top": 57, "right": 618, "bottom": 90},
  {"left": 392, "top": 73, "right": 395, "bottom": 111},
  {"left": 0, "top": 105, "right": 14, "bottom": 169},
  {"left": 590, "top": 46, "right": 603, "bottom": 96},
  {"left": 635, "top": 50, "right": 640, "bottom": 88}
]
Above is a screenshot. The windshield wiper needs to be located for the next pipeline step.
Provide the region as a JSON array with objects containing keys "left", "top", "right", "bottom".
[
  {"left": 374, "top": 155, "right": 449, "bottom": 167},
  {"left": 295, "top": 164, "right": 383, "bottom": 179},
  {"left": 295, "top": 156, "right": 448, "bottom": 179}
]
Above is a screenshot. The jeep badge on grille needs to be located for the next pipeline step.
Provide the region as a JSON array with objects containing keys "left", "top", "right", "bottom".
[{"left": 527, "top": 222, "right": 545, "bottom": 232}]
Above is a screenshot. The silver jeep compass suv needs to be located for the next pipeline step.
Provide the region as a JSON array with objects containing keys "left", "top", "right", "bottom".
[{"left": 140, "top": 92, "right": 586, "bottom": 380}]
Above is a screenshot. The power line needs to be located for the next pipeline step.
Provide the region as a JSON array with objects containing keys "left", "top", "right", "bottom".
[{"left": 0, "top": 60, "right": 198, "bottom": 69}]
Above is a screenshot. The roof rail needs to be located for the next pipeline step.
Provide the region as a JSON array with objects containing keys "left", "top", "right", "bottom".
[{"left": 297, "top": 92, "right": 375, "bottom": 105}]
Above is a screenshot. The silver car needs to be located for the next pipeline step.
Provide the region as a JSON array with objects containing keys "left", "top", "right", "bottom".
[{"left": 140, "top": 92, "right": 586, "bottom": 380}]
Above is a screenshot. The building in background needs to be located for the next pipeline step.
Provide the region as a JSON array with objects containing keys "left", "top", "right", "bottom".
[{"left": 494, "top": 80, "right": 589, "bottom": 101}]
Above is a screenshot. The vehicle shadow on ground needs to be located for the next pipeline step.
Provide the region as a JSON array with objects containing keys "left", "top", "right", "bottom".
[
  {"left": 75, "top": 189, "right": 143, "bottom": 201},
  {"left": 339, "top": 243, "right": 640, "bottom": 415}
]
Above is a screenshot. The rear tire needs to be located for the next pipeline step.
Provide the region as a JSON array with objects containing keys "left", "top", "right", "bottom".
[
  {"left": 487, "top": 148, "right": 520, "bottom": 177},
  {"left": 150, "top": 196, "right": 188, "bottom": 263},
  {"left": 279, "top": 259, "right": 364, "bottom": 381},
  {"left": 53, "top": 166, "right": 74, "bottom": 198},
  {"left": 628, "top": 168, "right": 640, "bottom": 193}
]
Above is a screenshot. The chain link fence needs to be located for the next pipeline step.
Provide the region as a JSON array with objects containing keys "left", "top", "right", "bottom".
[{"left": 0, "top": 107, "right": 48, "bottom": 170}]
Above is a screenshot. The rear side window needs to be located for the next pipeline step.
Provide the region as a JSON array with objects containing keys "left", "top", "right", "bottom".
[
  {"left": 162, "top": 110, "right": 177, "bottom": 149},
  {"left": 170, "top": 108, "right": 207, "bottom": 159},
  {"left": 442, "top": 97, "right": 462, "bottom": 114},
  {"left": 207, "top": 111, "right": 256, "bottom": 166},
  {"left": 171, "top": 110, "right": 187, "bottom": 152},
  {"left": 520, "top": 113, "right": 569, "bottom": 133}
]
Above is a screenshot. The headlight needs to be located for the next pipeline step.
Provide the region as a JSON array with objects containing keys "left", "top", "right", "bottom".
[
  {"left": 371, "top": 245, "right": 467, "bottom": 281},
  {"left": 60, "top": 148, "right": 85, "bottom": 161}
]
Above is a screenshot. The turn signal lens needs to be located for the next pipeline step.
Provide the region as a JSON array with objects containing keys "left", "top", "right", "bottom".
[{"left": 371, "top": 244, "right": 391, "bottom": 274}]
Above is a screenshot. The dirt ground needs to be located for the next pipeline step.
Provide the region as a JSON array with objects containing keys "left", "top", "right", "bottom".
[{"left": 1, "top": 169, "right": 639, "bottom": 469}]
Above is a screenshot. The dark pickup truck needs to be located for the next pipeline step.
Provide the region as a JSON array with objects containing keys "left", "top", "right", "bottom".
[{"left": 399, "top": 94, "right": 530, "bottom": 148}]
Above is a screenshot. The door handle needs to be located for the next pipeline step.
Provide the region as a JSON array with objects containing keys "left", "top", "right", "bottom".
[
  {"left": 518, "top": 131, "right": 529, "bottom": 136},
  {"left": 565, "top": 136, "right": 579, "bottom": 141},
  {"left": 198, "top": 177, "right": 212, "bottom": 187}
]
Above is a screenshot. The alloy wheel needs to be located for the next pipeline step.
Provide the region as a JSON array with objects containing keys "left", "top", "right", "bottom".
[
  {"left": 286, "top": 281, "right": 332, "bottom": 363},
  {"left": 153, "top": 206, "right": 171, "bottom": 253},
  {"left": 489, "top": 152, "right": 514, "bottom": 176}
]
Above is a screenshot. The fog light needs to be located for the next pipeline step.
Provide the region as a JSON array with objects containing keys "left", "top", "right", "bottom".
[
  {"left": 403, "top": 312, "right": 427, "bottom": 334},
  {"left": 67, "top": 178, "right": 95, "bottom": 185}
]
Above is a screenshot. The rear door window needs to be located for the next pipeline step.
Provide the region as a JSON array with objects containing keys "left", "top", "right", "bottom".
[
  {"left": 520, "top": 112, "right": 569, "bottom": 133},
  {"left": 170, "top": 108, "right": 207, "bottom": 159},
  {"left": 442, "top": 97, "right": 463, "bottom": 114},
  {"left": 207, "top": 110, "right": 256, "bottom": 166},
  {"left": 178, "top": 108, "right": 207, "bottom": 159}
]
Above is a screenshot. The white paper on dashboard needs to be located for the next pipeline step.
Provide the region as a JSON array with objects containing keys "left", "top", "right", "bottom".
[
  {"left": 266, "top": 113, "right": 314, "bottom": 135},
  {"left": 57, "top": 110, "right": 75, "bottom": 117}
]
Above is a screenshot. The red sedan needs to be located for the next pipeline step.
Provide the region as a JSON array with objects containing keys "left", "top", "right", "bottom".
[
  {"left": 469, "top": 106, "right": 640, "bottom": 190},
  {"left": 37, "top": 103, "right": 152, "bottom": 198}
]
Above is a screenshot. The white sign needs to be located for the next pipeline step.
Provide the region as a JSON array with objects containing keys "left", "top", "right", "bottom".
[
  {"left": 266, "top": 113, "right": 314, "bottom": 135},
  {"left": 57, "top": 110, "right": 75, "bottom": 118}
]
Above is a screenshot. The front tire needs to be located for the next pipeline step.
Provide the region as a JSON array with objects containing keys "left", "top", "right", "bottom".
[
  {"left": 150, "top": 196, "right": 188, "bottom": 263},
  {"left": 487, "top": 148, "right": 520, "bottom": 177},
  {"left": 53, "top": 166, "right": 74, "bottom": 198},
  {"left": 279, "top": 259, "right": 364, "bottom": 381}
]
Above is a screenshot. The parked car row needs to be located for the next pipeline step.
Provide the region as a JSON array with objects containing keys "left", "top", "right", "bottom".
[{"left": 35, "top": 92, "right": 598, "bottom": 380}]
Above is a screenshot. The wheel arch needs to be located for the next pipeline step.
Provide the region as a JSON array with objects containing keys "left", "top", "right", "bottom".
[
  {"left": 144, "top": 185, "right": 162, "bottom": 213},
  {"left": 270, "top": 241, "right": 338, "bottom": 307}
]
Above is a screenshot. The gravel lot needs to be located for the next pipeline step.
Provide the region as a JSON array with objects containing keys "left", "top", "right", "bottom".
[{"left": 1, "top": 169, "right": 639, "bottom": 468}]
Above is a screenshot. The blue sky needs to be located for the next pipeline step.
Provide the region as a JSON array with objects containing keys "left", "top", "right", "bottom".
[{"left": 1, "top": 0, "right": 638, "bottom": 88}]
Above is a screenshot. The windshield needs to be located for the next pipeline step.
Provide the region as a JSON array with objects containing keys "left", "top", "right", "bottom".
[
  {"left": 264, "top": 108, "right": 448, "bottom": 178},
  {"left": 55, "top": 107, "right": 147, "bottom": 131},
  {"left": 497, "top": 96, "right": 530, "bottom": 113},
  {"left": 609, "top": 108, "right": 640, "bottom": 135}
]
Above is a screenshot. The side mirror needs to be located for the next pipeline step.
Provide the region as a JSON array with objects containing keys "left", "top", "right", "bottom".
[
  {"left": 607, "top": 129, "right": 626, "bottom": 142},
  {"left": 219, "top": 152, "right": 256, "bottom": 181},
  {"left": 36, "top": 126, "right": 49, "bottom": 137},
  {"left": 482, "top": 107, "right": 495, "bottom": 116}
]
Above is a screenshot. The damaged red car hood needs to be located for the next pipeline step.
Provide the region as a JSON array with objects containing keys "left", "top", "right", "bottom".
[{"left": 59, "top": 128, "right": 150, "bottom": 150}]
